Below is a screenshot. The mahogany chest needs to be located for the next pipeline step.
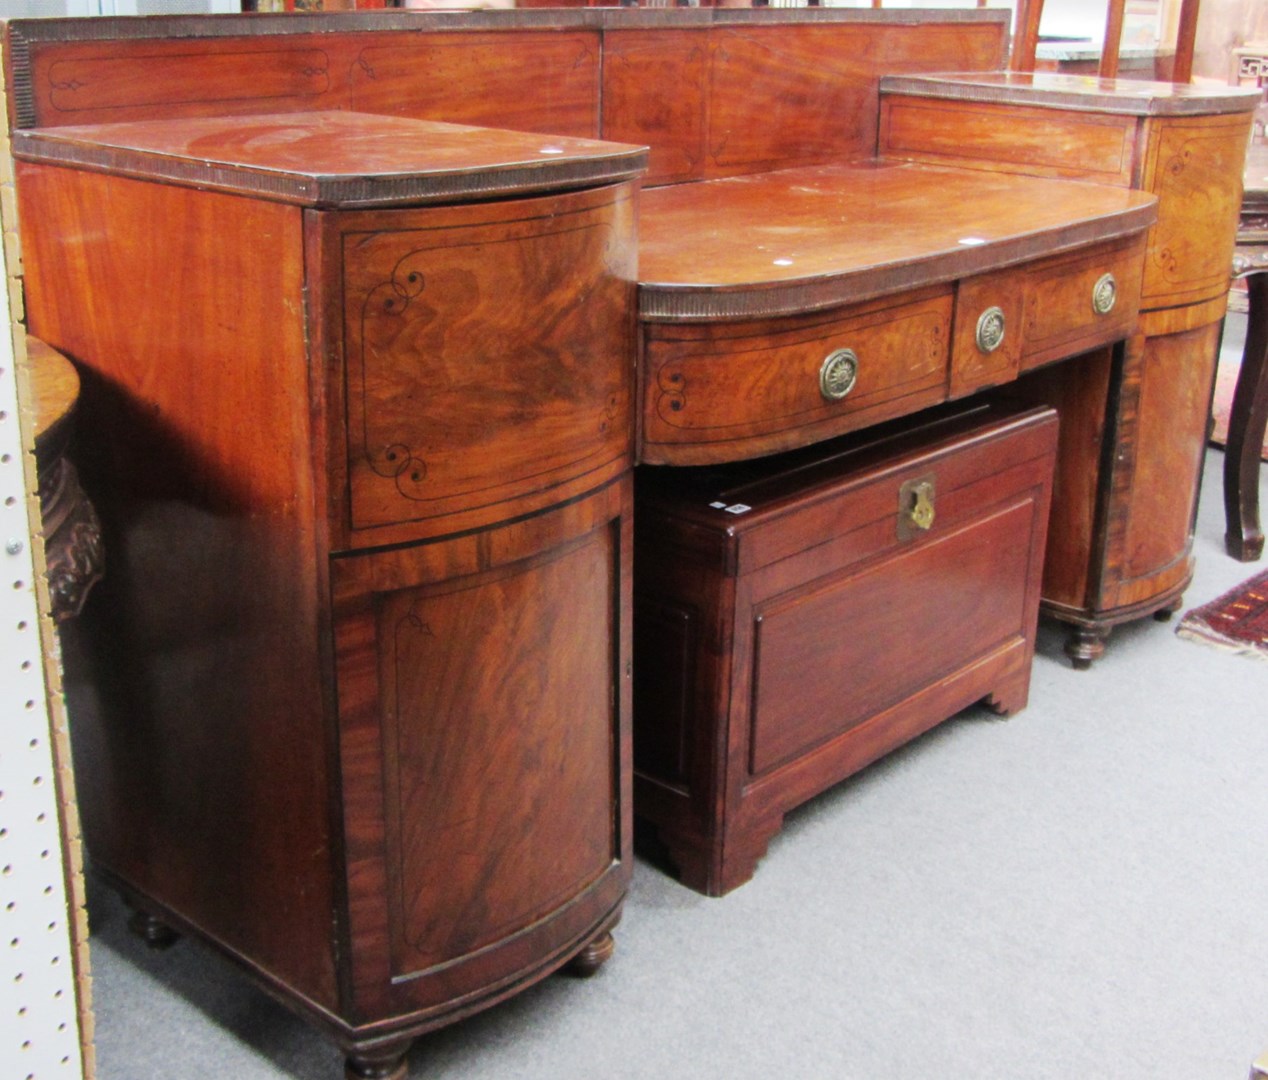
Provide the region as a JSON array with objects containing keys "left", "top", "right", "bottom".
[{"left": 633, "top": 401, "right": 1058, "bottom": 896}]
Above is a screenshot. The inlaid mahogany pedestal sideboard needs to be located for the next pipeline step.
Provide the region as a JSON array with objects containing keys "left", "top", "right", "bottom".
[
  {"left": 880, "top": 73, "right": 1258, "bottom": 667},
  {"left": 1, "top": 6, "right": 1256, "bottom": 1074}
]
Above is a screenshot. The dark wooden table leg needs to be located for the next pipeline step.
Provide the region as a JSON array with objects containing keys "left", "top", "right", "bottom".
[{"left": 1225, "top": 270, "right": 1268, "bottom": 561}]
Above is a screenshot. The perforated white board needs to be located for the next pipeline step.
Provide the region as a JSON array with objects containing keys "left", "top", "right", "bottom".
[{"left": 0, "top": 273, "right": 86, "bottom": 1074}]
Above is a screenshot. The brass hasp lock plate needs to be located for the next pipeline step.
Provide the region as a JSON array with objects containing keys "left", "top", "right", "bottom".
[{"left": 898, "top": 474, "right": 936, "bottom": 541}]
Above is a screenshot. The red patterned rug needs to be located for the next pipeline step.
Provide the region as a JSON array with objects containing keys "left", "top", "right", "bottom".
[{"left": 1177, "top": 568, "right": 1268, "bottom": 661}]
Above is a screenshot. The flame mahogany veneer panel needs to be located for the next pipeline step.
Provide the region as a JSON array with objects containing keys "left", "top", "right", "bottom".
[
  {"left": 603, "top": 21, "right": 1008, "bottom": 185},
  {"left": 1112, "top": 319, "right": 1223, "bottom": 607},
  {"left": 11, "top": 15, "right": 1007, "bottom": 186},
  {"left": 346, "top": 32, "right": 601, "bottom": 139},
  {"left": 879, "top": 97, "right": 1139, "bottom": 185},
  {"left": 328, "top": 183, "right": 637, "bottom": 548},
  {"left": 331, "top": 482, "right": 632, "bottom": 1016},
  {"left": 1139, "top": 113, "right": 1253, "bottom": 309}
]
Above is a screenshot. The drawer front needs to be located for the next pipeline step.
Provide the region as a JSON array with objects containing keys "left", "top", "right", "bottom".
[
  {"left": 641, "top": 291, "right": 952, "bottom": 465},
  {"left": 1020, "top": 235, "right": 1144, "bottom": 370},
  {"left": 1139, "top": 113, "right": 1252, "bottom": 310},
  {"left": 335, "top": 185, "right": 636, "bottom": 544},
  {"left": 949, "top": 270, "right": 1025, "bottom": 398}
]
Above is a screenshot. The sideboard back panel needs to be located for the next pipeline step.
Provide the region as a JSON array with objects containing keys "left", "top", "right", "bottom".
[{"left": 7, "top": 11, "right": 1009, "bottom": 185}]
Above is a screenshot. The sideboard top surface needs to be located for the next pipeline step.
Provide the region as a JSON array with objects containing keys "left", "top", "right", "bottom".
[
  {"left": 637, "top": 161, "right": 1158, "bottom": 319},
  {"left": 11, "top": 110, "right": 648, "bottom": 207},
  {"left": 881, "top": 72, "right": 1263, "bottom": 116}
]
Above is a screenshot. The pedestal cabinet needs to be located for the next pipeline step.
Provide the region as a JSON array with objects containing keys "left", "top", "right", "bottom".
[
  {"left": 880, "top": 75, "right": 1259, "bottom": 665},
  {"left": 14, "top": 112, "right": 645, "bottom": 1079}
]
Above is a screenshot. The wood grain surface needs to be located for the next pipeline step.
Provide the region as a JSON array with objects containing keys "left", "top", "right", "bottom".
[
  {"left": 17, "top": 161, "right": 341, "bottom": 1008},
  {"left": 637, "top": 162, "right": 1157, "bottom": 320},
  {"left": 12, "top": 110, "right": 647, "bottom": 208},
  {"left": 633, "top": 403, "right": 1057, "bottom": 895},
  {"left": 324, "top": 183, "right": 637, "bottom": 548}
]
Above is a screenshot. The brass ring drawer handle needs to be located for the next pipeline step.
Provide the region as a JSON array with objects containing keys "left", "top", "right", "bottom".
[
  {"left": 819, "top": 348, "right": 859, "bottom": 401},
  {"left": 1093, "top": 273, "right": 1117, "bottom": 315},
  {"left": 976, "top": 306, "right": 1006, "bottom": 354}
]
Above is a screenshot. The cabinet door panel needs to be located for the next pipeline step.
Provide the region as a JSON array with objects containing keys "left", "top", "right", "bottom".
[
  {"left": 381, "top": 536, "right": 617, "bottom": 975},
  {"left": 332, "top": 482, "right": 631, "bottom": 1015}
]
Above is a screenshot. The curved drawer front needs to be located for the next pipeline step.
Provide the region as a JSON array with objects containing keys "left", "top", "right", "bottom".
[
  {"left": 1140, "top": 113, "right": 1252, "bottom": 311},
  {"left": 338, "top": 184, "right": 636, "bottom": 544},
  {"left": 1021, "top": 234, "right": 1145, "bottom": 370},
  {"left": 641, "top": 290, "right": 952, "bottom": 465}
]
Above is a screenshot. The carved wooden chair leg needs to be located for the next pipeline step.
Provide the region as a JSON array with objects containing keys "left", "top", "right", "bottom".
[
  {"left": 344, "top": 1039, "right": 413, "bottom": 1080},
  {"left": 567, "top": 930, "right": 616, "bottom": 977},
  {"left": 1224, "top": 270, "right": 1268, "bottom": 562},
  {"left": 125, "top": 908, "right": 180, "bottom": 950}
]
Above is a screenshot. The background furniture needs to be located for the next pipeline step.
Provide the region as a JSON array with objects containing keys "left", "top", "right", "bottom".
[
  {"left": 635, "top": 403, "right": 1057, "bottom": 895},
  {"left": 1226, "top": 139, "right": 1268, "bottom": 560},
  {"left": 25, "top": 336, "right": 102, "bottom": 621}
]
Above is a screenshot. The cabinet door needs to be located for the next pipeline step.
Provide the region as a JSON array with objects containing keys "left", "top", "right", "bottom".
[{"left": 331, "top": 480, "right": 632, "bottom": 1025}]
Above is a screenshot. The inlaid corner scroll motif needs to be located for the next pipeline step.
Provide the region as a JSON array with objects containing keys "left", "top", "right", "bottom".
[
  {"left": 342, "top": 191, "right": 635, "bottom": 536},
  {"left": 358, "top": 252, "right": 432, "bottom": 503},
  {"left": 1143, "top": 117, "right": 1251, "bottom": 306}
]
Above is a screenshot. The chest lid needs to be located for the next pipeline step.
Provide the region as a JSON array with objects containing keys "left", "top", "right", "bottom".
[
  {"left": 11, "top": 109, "right": 648, "bottom": 207},
  {"left": 636, "top": 399, "right": 1058, "bottom": 574}
]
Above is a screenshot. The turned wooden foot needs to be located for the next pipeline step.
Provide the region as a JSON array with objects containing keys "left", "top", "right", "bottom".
[
  {"left": 1224, "top": 271, "right": 1268, "bottom": 564},
  {"left": 345, "top": 1040, "right": 412, "bottom": 1080},
  {"left": 1152, "top": 599, "right": 1182, "bottom": 622},
  {"left": 567, "top": 930, "right": 615, "bottom": 978},
  {"left": 126, "top": 909, "right": 180, "bottom": 950},
  {"left": 1064, "top": 625, "right": 1108, "bottom": 670}
]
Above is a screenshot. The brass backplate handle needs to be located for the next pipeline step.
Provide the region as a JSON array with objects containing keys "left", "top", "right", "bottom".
[
  {"left": 1092, "top": 273, "right": 1117, "bottom": 315},
  {"left": 819, "top": 348, "right": 859, "bottom": 401},
  {"left": 898, "top": 475, "right": 936, "bottom": 541},
  {"left": 975, "top": 306, "right": 1006, "bottom": 353}
]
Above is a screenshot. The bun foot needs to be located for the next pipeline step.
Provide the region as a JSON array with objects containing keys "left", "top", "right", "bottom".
[
  {"left": 566, "top": 931, "right": 615, "bottom": 977},
  {"left": 345, "top": 1041, "right": 411, "bottom": 1080},
  {"left": 1064, "top": 626, "right": 1108, "bottom": 670},
  {"left": 1152, "top": 599, "right": 1182, "bottom": 622},
  {"left": 126, "top": 909, "right": 179, "bottom": 950}
]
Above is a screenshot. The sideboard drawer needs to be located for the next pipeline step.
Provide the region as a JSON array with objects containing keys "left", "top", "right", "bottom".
[
  {"left": 1021, "top": 234, "right": 1145, "bottom": 370},
  {"left": 331, "top": 184, "right": 637, "bottom": 547},
  {"left": 640, "top": 289, "right": 952, "bottom": 465}
]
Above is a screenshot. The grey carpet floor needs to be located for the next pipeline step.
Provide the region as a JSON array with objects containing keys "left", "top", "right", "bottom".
[{"left": 84, "top": 316, "right": 1268, "bottom": 1080}]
